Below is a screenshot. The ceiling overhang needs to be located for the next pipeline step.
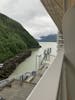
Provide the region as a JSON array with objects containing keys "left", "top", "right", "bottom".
[{"left": 41, "top": 0, "right": 75, "bottom": 32}]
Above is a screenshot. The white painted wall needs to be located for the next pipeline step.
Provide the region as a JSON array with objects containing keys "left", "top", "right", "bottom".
[{"left": 63, "top": 6, "right": 75, "bottom": 67}]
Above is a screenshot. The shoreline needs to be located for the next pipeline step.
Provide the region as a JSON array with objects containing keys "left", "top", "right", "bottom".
[
  {"left": 0, "top": 46, "right": 41, "bottom": 81},
  {"left": 0, "top": 50, "right": 32, "bottom": 80}
]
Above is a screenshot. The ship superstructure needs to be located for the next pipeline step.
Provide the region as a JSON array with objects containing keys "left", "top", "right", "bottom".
[{"left": 27, "top": 0, "right": 75, "bottom": 100}]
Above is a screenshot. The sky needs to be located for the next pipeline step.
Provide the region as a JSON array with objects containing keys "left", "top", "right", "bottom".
[{"left": 0, "top": 0, "right": 58, "bottom": 39}]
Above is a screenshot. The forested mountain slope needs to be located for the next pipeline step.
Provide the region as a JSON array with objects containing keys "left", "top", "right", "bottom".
[{"left": 0, "top": 13, "right": 40, "bottom": 63}]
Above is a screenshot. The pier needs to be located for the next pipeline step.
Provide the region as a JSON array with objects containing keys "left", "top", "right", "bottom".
[{"left": 0, "top": 48, "right": 55, "bottom": 100}]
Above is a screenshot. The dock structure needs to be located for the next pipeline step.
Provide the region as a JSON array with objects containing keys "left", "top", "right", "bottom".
[
  {"left": 0, "top": 52, "right": 55, "bottom": 100},
  {"left": 35, "top": 48, "right": 52, "bottom": 70}
]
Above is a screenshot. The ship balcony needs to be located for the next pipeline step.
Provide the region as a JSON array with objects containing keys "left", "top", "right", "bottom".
[{"left": 27, "top": 48, "right": 64, "bottom": 100}]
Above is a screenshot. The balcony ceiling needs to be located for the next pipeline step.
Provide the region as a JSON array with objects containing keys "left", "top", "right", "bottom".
[{"left": 41, "top": 0, "right": 75, "bottom": 32}]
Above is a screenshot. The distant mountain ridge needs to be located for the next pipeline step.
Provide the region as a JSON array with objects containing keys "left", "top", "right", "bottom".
[
  {"left": 0, "top": 13, "right": 40, "bottom": 63},
  {"left": 38, "top": 34, "right": 57, "bottom": 42}
]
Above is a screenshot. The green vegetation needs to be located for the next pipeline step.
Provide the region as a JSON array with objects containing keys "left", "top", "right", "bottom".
[{"left": 0, "top": 13, "right": 40, "bottom": 63}]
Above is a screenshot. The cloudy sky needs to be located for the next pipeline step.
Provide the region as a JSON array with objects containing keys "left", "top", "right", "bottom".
[{"left": 0, "top": 0, "right": 58, "bottom": 39}]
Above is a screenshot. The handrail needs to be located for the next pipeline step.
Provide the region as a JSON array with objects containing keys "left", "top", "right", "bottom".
[{"left": 27, "top": 49, "right": 64, "bottom": 100}]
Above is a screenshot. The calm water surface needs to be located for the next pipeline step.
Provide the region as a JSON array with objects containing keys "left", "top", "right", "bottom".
[{"left": 10, "top": 42, "right": 57, "bottom": 78}]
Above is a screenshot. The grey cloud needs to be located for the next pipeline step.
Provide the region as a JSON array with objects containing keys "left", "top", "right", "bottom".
[{"left": 0, "top": 0, "right": 58, "bottom": 39}]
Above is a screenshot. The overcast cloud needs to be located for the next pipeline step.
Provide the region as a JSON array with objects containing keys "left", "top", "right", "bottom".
[{"left": 0, "top": 0, "right": 58, "bottom": 39}]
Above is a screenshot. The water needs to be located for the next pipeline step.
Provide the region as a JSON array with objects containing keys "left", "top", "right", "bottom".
[{"left": 10, "top": 42, "right": 57, "bottom": 78}]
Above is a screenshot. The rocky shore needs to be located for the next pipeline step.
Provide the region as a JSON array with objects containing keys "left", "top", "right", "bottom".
[{"left": 0, "top": 50, "right": 31, "bottom": 80}]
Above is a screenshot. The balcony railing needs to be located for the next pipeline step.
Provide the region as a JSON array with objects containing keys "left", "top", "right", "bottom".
[{"left": 27, "top": 48, "right": 64, "bottom": 100}]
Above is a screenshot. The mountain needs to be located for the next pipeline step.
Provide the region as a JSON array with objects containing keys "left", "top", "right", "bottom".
[
  {"left": 38, "top": 34, "right": 57, "bottom": 42},
  {"left": 0, "top": 13, "right": 40, "bottom": 63}
]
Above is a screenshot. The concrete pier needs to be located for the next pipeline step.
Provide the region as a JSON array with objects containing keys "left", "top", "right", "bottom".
[{"left": 0, "top": 53, "right": 55, "bottom": 100}]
